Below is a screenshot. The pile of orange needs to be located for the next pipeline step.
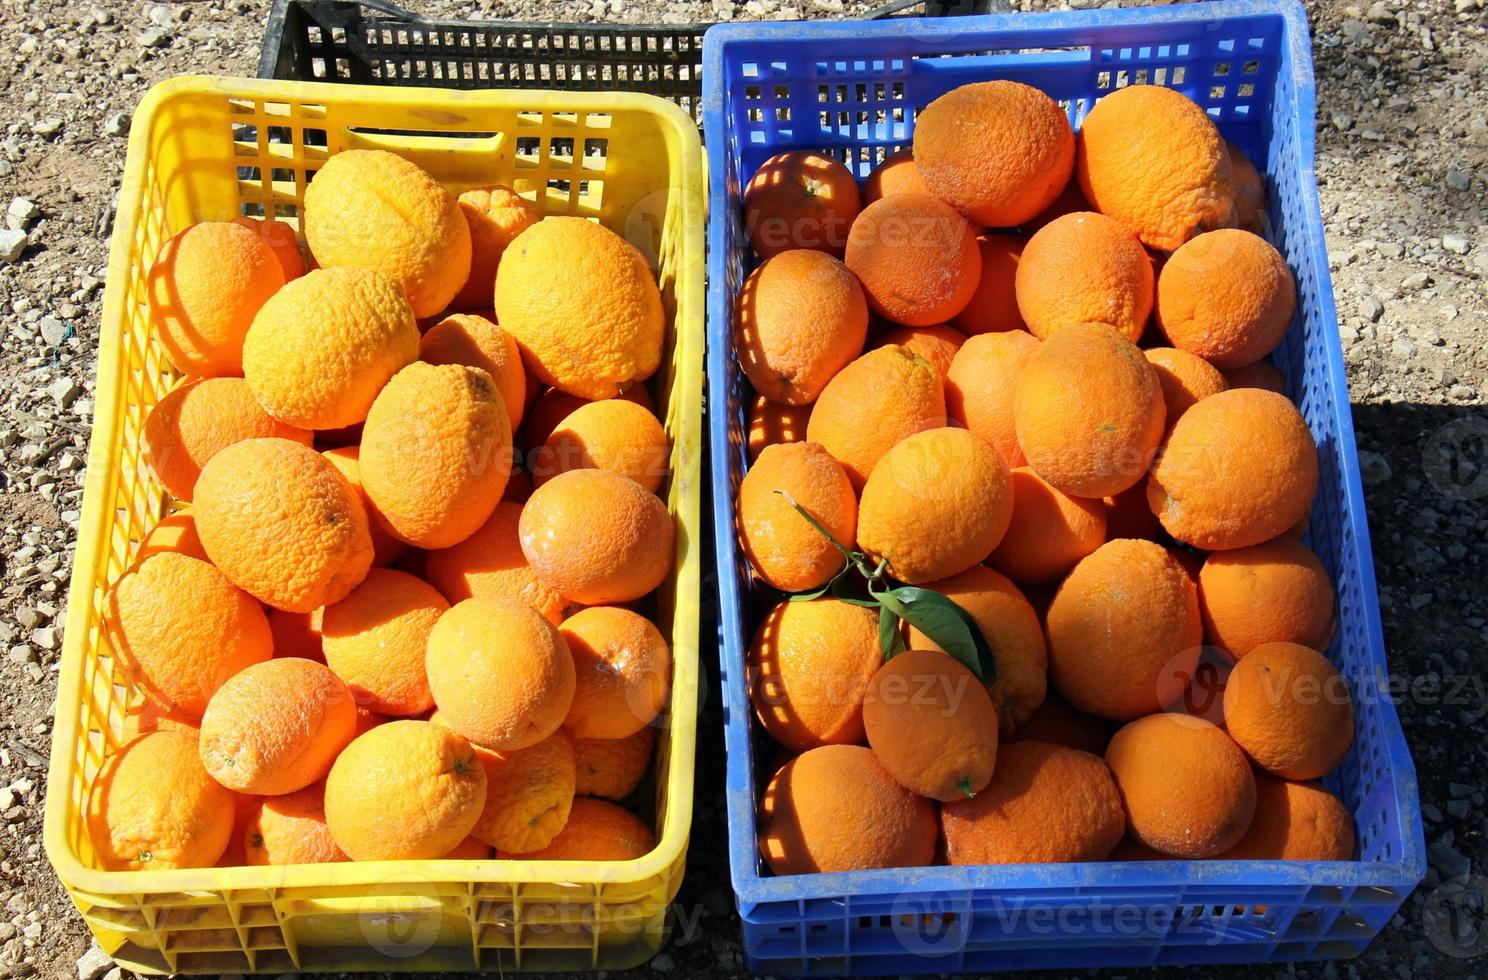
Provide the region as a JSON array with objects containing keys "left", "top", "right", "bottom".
[
  {"left": 737, "top": 81, "right": 1356, "bottom": 875},
  {"left": 90, "top": 149, "right": 676, "bottom": 871}
]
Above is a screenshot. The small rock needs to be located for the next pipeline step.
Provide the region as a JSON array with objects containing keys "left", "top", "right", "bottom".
[
  {"left": 1449, "top": 385, "right": 1475, "bottom": 401},
  {"left": 1442, "top": 234, "right": 1470, "bottom": 255},
  {"left": 651, "top": 953, "right": 675, "bottom": 972},
  {"left": 1401, "top": 272, "right": 1430, "bottom": 291},
  {"left": 1377, "top": 241, "right": 1405, "bottom": 259},
  {"left": 15, "top": 607, "right": 40, "bottom": 629},
  {"left": 76, "top": 944, "right": 112, "bottom": 980},
  {"left": 1358, "top": 450, "right": 1392, "bottom": 486},
  {"left": 148, "top": 5, "right": 175, "bottom": 27},
  {"left": 1445, "top": 171, "right": 1471, "bottom": 192},
  {"left": 138, "top": 27, "right": 171, "bottom": 48},
  {"left": 1446, "top": 799, "right": 1471, "bottom": 819},
  {"left": 50, "top": 377, "right": 81, "bottom": 407},
  {"left": 38, "top": 316, "right": 66, "bottom": 347},
  {"left": 1331, "top": 112, "right": 1354, "bottom": 131},
  {"left": 0, "top": 228, "right": 28, "bottom": 263},
  {"left": 32, "top": 118, "right": 63, "bottom": 137},
  {"left": 1428, "top": 836, "right": 1472, "bottom": 879},
  {"left": 6, "top": 646, "right": 34, "bottom": 666},
  {"left": 104, "top": 112, "right": 129, "bottom": 137},
  {"left": 1340, "top": 19, "right": 1370, "bottom": 44},
  {"left": 30, "top": 627, "right": 56, "bottom": 651},
  {"left": 1365, "top": 0, "right": 1394, "bottom": 22},
  {"left": 22, "top": 921, "right": 42, "bottom": 939},
  {"left": 0, "top": 922, "right": 15, "bottom": 941},
  {"left": 1422, "top": 803, "right": 1445, "bottom": 823},
  {"left": 1449, "top": 782, "right": 1474, "bottom": 798},
  {"left": 1410, "top": 593, "right": 1432, "bottom": 610},
  {"left": 1440, "top": 305, "right": 1459, "bottom": 320},
  {"left": 1359, "top": 296, "right": 1384, "bottom": 322},
  {"left": 7, "top": 198, "right": 40, "bottom": 228}
]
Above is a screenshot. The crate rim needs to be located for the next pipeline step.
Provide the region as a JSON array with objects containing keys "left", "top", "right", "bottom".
[
  {"left": 702, "top": 0, "right": 1426, "bottom": 914},
  {"left": 45, "top": 73, "right": 703, "bottom": 901}
]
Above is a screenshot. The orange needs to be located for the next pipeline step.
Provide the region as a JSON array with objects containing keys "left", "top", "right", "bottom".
[
  {"left": 536, "top": 399, "right": 670, "bottom": 492},
  {"left": 944, "top": 329, "right": 1040, "bottom": 469},
  {"left": 743, "top": 150, "right": 862, "bottom": 258},
  {"left": 1144, "top": 347, "right": 1227, "bottom": 431},
  {"left": 232, "top": 214, "right": 305, "bottom": 281},
  {"left": 267, "top": 607, "right": 323, "bottom": 663},
  {"left": 747, "top": 597, "right": 881, "bottom": 753},
  {"left": 560, "top": 607, "right": 672, "bottom": 740},
  {"left": 1075, "top": 85, "right": 1236, "bottom": 251},
  {"left": 445, "top": 836, "right": 493, "bottom": 859},
  {"left": 941, "top": 741, "right": 1124, "bottom": 864},
  {"left": 1146, "top": 388, "right": 1318, "bottom": 550},
  {"left": 420, "top": 312, "right": 527, "bottom": 429},
  {"left": 1015, "top": 211, "right": 1154, "bottom": 343},
  {"left": 758, "top": 745, "right": 936, "bottom": 875},
  {"left": 1103, "top": 481, "right": 1167, "bottom": 542},
  {"left": 1047, "top": 539, "right": 1202, "bottom": 721},
  {"left": 856, "top": 428, "right": 1013, "bottom": 584},
  {"left": 424, "top": 501, "right": 568, "bottom": 623},
  {"left": 303, "top": 148, "right": 472, "bottom": 318},
  {"left": 1105, "top": 713, "right": 1256, "bottom": 857},
  {"left": 913, "top": 80, "right": 1075, "bottom": 227},
  {"left": 463, "top": 730, "right": 576, "bottom": 854},
  {"left": 873, "top": 324, "right": 965, "bottom": 379},
  {"left": 122, "top": 700, "right": 199, "bottom": 739},
  {"left": 322, "top": 568, "right": 448, "bottom": 716},
  {"left": 502, "top": 797, "right": 655, "bottom": 861},
  {"left": 146, "top": 221, "right": 286, "bottom": 377},
  {"left": 324, "top": 719, "right": 487, "bottom": 860},
  {"left": 106, "top": 553, "right": 272, "bottom": 721},
  {"left": 144, "top": 377, "right": 312, "bottom": 502},
  {"left": 1223, "top": 642, "right": 1355, "bottom": 780},
  {"left": 519, "top": 469, "right": 674, "bottom": 605},
  {"left": 951, "top": 235, "right": 1028, "bottom": 335},
  {"left": 806, "top": 345, "right": 945, "bottom": 488},
  {"left": 495, "top": 217, "right": 664, "bottom": 399},
  {"left": 1223, "top": 359, "right": 1287, "bottom": 394},
  {"left": 216, "top": 790, "right": 260, "bottom": 867},
  {"left": 737, "top": 441, "right": 857, "bottom": 593},
  {"left": 747, "top": 394, "right": 811, "bottom": 462},
  {"left": 1198, "top": 536, "right": 1335, "bottom": 658},
  {"left": 1006, "top": 690, "right": 1111, "bottom": 757},
  {"left": 426, "top": 597, "right": 576, "bottom": 751},
  {"left": 1013, "top": 323, "right": 1165, "bottom": 497},
  {"left": 844, "top": 193, "right": 981, "bottom": 327},
  {"left": 136, "top": 510, "right": 207, "bottom": 565},
  {"left": 86, "top": 730, "right": 236, "bottom": 871},
  {"left": 194, "top": 438, "right": 374, "bottom": 612},
  {"left": 243, "top": 266, "right": 420, "bottom": 429},
  {"left": 198, "top": 657, "right": 358, "bottom": 795},
  {"left": 521, "top": 385, "right": 654, "bottom": 453},
  {"left": 320, "top": 446, "right": 408, "bottom": 568},
  {"left": 1156, "top": 229, "right": 1296, "bottom": 370},
  {"left": 1226, "top": 141, "right": 1266, "bottom": 234},
  {"left": 863, "top": 147, "right": 931, "bottom": 203},
  {"left": 734, "top": 249, "right": 868, "bottom": 405},
  {"left": 988, "top": 466, "right": 1107, "bottom": 584},
  {"left": 452, "top": 184, "right": 540, "bottom": 311},
  {"left": 574, "top": 726, "right": 655, "bottom": 800},
  {"left": 360, "top": 361, "right": 513, "bottom": 549},
  {"left": 244, "top": 782, "right": 348, "bottom": 865},
  {"left": 1221, "top": 775, "right": 1355, "bottom": 860}
]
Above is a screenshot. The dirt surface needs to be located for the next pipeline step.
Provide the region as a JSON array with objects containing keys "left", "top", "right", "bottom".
[{"left": 0, "top": 0, "right": 1483, "bottom": 978}]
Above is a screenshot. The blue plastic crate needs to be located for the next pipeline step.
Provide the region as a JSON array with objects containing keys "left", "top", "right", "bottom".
[{"left": 702, "top": 0, "right": 1426, "bottom": 974}]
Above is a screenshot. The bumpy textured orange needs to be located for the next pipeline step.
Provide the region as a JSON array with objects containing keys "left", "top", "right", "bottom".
[
  {"left": 863, "top": 147, "right": 931, "bottom": 204},
  {"left": 1222, "top": 775, "right": 1355, "bottom": 860},
  {"left": 496, "top": 217, "right": 663, "bottom": 400},
  {"left": 519, "top": 468, "right": 674, "bottom": 605},
  {"left": 1223, "top": 641, "right": 1355, "bottom": 780},
  {"left": 734, "top": 249, "right": 868, "bottom": 405},
  {"left": 243, "top": 266, "right": 420, "bottom": 429},
  {"left": 1144, "top": 347, "right": 1227, "bottom": 431},
  {"left": 233, "top": 215, "right": 306, "bottom": 281},
  {"left": 420, "top": 312, "right": 527, "bottom": 429},
  {"left": 194, "top": 438, "right": 374, "bottom": 612},
  {"left": 320, "top": 446, "right": 407, "bottom": 568},
  {"left": 86, "top": 730, "right": 236, "bottom": 871},
  {"left": 1015, "top": 211, "right": 1154, "bottom": 342},
  {"left": 267, "top": 607, "right": 324, "bottom": 663},
  {"left": 464, "top": 730, "right": 576, "bottom": 853},
  {"left": 945, "top": 329, "right": 1040, "bottom": 469},
  {"left": 1147, "top": 388, "right": 1318, "bottom": 550},
  {"left": 863, "top": 650, "right": 1000, "bottom": 801},
  {"left": 1075, "top": 85, "right": 1236, "bottom": 251},
  {"left": 907, "top": 566, "right": 1047, "bottom": 733},
  {"left": 146, "top": 221, "right": 285, "bottom": 377},
  {"left": 244, "top": 782, "right": 348, "bottom": 865},
  {"left": 989, "top": 466, "right": 1108, "bottom": 584},
  {"left": 747, "top": 394, "right": 811, "bottom": 462},
  {"left": 1006, "top": 690, "right": 1111, "bottom": 757},
  {"left": 107, "top": 553, "right": 272, "bottom": 720},
  {"left": 198, "top": 657, "right": 358, "bottom": 795},
  {"left": 1106, "top": 713, "right": 1256, "bottom": 857},
  {"left": 136, "top": 510, "right": 207, "bottom": 565},
  {"left": 856, "top": 428, "right": 1013, "bottom": 584},
  {"left": 952, "top": 235, "right": 1028, "bottom": 335},
  {"left": 747, "top": 597, "right": 882, "bottom": 753},
  {"left": 1222, "top": 359, "right": 1287, "bottom": 394},
  {"left": 452, "top": 184, "right": 540, "bottom": 311},
  {"left": 1013, "top": 323, "right": 1165, "bottom": 498},
  {"left": 144, "top": 377, "right": 312, "bottom": 502},
  {"left": 561, "top": 607, "right": 672, "bottom": 740},
  {"left": 1199, "top": 536, "right": 1335, "bottom": 658},
  {"left": 844, "top": 193, "right": 981, "bottom": 327},
  {"left": 758, "top": 744, "right": 936, "bottom": 875},
  {"left": 1047, "top": 539, "right": 1202, "bottom": 721},
  {"left": 360, "top": 361, "right": 512, "bottom": 550},
  {"left": 426, "top": 597, "right": 576, "bottom": 751},
  {"left": 503, "top": 797, "right": 655, "bottom": 861},
  {"left": 1157, "top": 229, "right": 1297, "bottom": 370},
  {"left": 913, "top": 80, "right": 1076, "bottom": 227},
  {"left": 574, "top": 726, "right": 655, "bottom": 800},
  {"left": 874, "top": 324, "right": 965, "bottom": 380},
  {"left": 521, "top": 385, "right": 654, "bottom": 453},
  {"left": 303, "top": 148, "right": 471, "bottom": 317},
  {"left": 942, "top": 741, "right": 1124, "bottom": 864},
  {"left": 538, "top": 399, "right": 670, "bottom": 492},
  {"left": 424, "top": 501, "right": 568, "bottom": 623},
  {"left": 321, "top": 568, "right": 447, "bottom": 716},
  {"left": 743, "top": 150, "right": 862, "bottom": 259},
  {"left": 324, "top": 719, "right": 487, "bottom": 861},
  {"left": 738, "top": 442, "right": 857, "bottom": 593},
  {"left": 1226, "top": 141, "right": 1266, "bottom": 234},
  {"left": 806, "top": 345, "right": 945, "bottom": 488}
]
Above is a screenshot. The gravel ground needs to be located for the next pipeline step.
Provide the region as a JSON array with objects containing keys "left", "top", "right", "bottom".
[{"left": 0, "top": 0, "right": 1483, "bottom": 978}]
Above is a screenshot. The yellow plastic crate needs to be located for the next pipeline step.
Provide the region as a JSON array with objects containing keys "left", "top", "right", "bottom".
[{"left": 42, "top": 76, "right": 703, "bottom": 976}]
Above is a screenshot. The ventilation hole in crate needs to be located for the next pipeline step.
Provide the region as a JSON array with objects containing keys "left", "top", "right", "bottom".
[
  {"left": 1244, "top": 58, "right": 1261, "bottom": 74},
  {"left": 272, "top": 203, "right": 299, "bottom": 220},
  {"left": 331, "top": 26, "right": 347, "bottom": 44},
  {"left": 335, "top": 57, "right": 351, "bottom": 77},
  {"left": 239, "top": 201, "right": 266, "bottom": 218},
  {"left": 854, "top": 82, "right": 868, "bottom": 103},
  {"left": 835, "top": 83, "right": 848, "bottom": 103},
  {"left": 748, "top": 107, "right": 764, "bottom": 123},
  {"left": 776, "top": 106, "right": 791, "bottom": 122},
  {"left": 228, "top": 98, "right": 255, "bottom": 116},
  {"left": 773, "top": 84, "right": 789, "bottom": 100},
  {"left": 1115, "top": 69, "right": 1130, "bottom": 88},
  {"left": 1215, "top": 62, "right": 1231, "bottom": 77},
  {"left": 303, "top": 126, "right": 327, "bottom": 147},
  {"left": 311, "top": 58, "right": 327, "bottom": 78},
  {"left": 1096, "top": 70, "right": 1111, "bottom": 89},
  {"left": 1219, "top": 38, "right": 1236, "bottom": 53},
  {"left": 1248, "top": 36, "right": 1266, "bottom": 50},
  {"left": 817, "top": 84, "right": 830, "bottom": 104},
  {"left": 270, "top": 167, "right": 294, "bottom": 185},
  {"left": 1209, "top": 84, "right": 1227, "bottom": 100},
  {"left": 306, "top": 25, "right": 322, "bottom": 44},
  {"left": 240, "top": 166, "right": 263, "bottom": 184},
  {"left": 516, "top": 135, "right": 542, "bottom": 156},
  {"left": 549, "top": 136, "right": 575, "bottom": 161},
  {"left": 1239, "top": 83, "right": 1256, "bottom": 98},
  {"left": 1134, "top": 68, "right": 1149, "bottom": 85},
  {"left": 548, "top": 179, "right": 572, "bottom": 195},
  {"left": 1173, "top": 65, "right": 1187, "bottom": 84},
  {"left": 1153, "top": 66, "right": 1168, "bottom": 85}
]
